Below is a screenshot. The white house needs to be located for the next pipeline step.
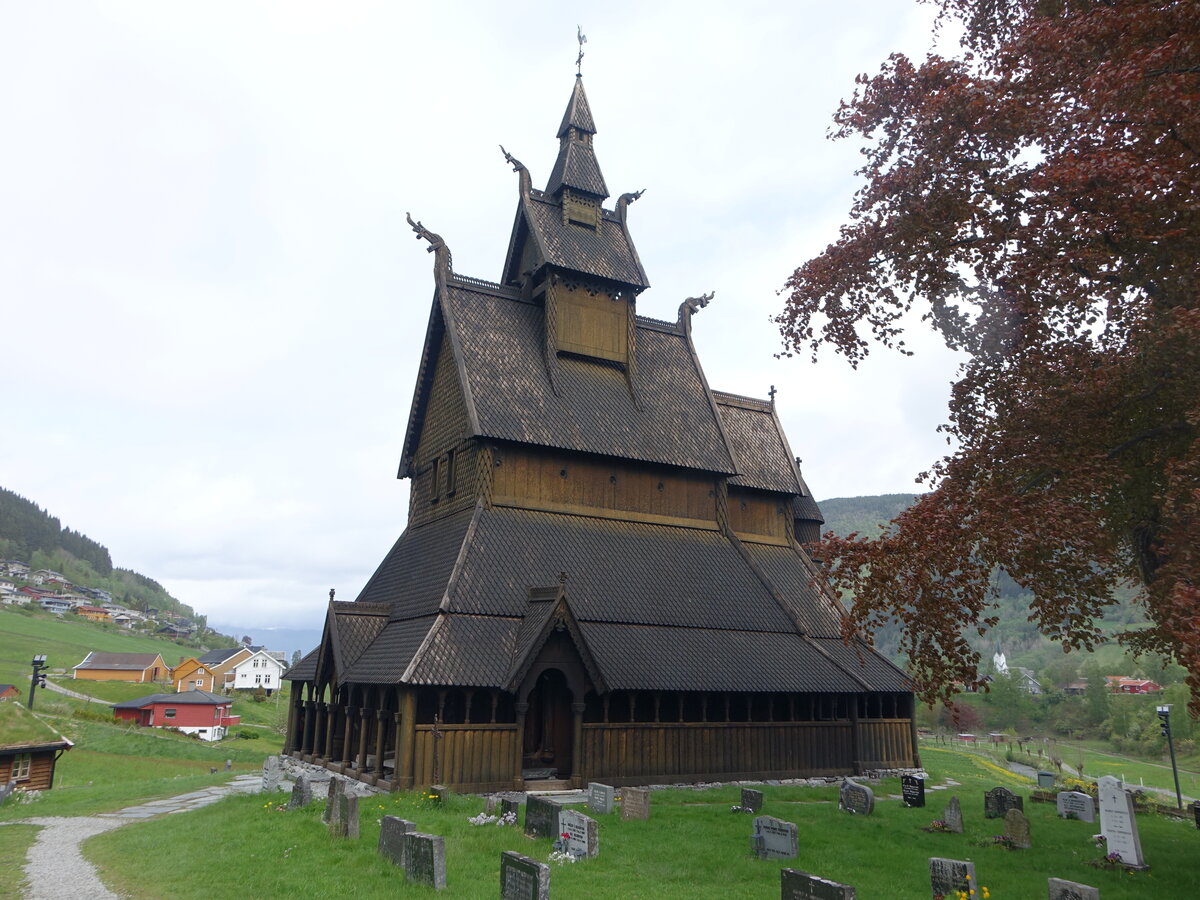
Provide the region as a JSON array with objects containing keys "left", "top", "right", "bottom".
[{"left": 230, "top": 650, "right": 285, "bottom": 695}]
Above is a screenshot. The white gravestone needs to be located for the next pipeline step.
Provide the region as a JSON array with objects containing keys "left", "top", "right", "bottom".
[
  {"left": 558, "top": 808, "right": 599, "bottom": 859},
  {"left": 751, "top": 815, "right": 799, "bottom": 860},
  {"left": 1055, "top": 790, "right": 1095, "bottom": 823},
  {"left": 1097, "top": 776, "right": 1145, "bottom": 868}
]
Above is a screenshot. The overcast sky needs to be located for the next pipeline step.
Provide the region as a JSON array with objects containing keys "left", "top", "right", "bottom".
[{"left": 1, "top": 1, "right": 964, "bottom": 637}]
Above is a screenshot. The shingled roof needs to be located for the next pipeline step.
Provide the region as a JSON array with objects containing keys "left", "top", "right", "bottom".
[
  {"left": 323, "top": 505, "right": 906, "bottom": 694},
  {"left": 714, "top": 391, "right": 803, "bottom": 495},
  {"left": 73, "top": 652, "right": 162, "bottom": 671}
]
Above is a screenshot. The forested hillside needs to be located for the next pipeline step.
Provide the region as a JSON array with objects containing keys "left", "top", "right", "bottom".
[{"left": 0, "top": 486, "right": 197, "bottom": 620}]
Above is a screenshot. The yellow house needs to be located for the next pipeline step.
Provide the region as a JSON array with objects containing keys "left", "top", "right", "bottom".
[
  {"left": 73, "top": 605, "right": 112, "bottom": 623},
  {"left": 170, "top": 658, "right": 217, "bottom": 693},
  {"left": 196, "top": 648, "right": 253, "bottom": 691},
  {"left": 73, "top": 652, "right": 167, "bottom": 683}
]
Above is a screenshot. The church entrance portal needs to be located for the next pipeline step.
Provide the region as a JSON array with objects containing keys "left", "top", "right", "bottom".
[{"left": 522, "top": 668, "right": 573, "bottom": 779}]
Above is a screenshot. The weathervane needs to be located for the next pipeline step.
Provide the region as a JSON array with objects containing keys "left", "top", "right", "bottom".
[{"left": 576, "top": 25, "right": 587, "bottom": 74}]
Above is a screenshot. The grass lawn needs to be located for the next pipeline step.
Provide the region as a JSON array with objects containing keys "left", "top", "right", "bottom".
[
  {"left": 0, "top": 824, "right": 36, "bottom": 900},
  {"left": 85, "top": 748, "right": 1200, "bottom": 899}
]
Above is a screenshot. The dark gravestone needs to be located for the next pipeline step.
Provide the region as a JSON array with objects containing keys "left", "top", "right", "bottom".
[
  {"left": 322, "top": 776, "right": 344, "bottom": 825},
  {"left": 559, "top": 808, "right": 599, "bottom": 858},
  {"left": 429, "top": 784, "right": 449, "bottom": 804},
  {"left": 500, "top": 797, "right": 521, "bottom": 824},
  {"left": 838, "top": 780, "right": 874, "bottom": 815},
  {"left": 378, "top": 816, "right": 415, "bottom": 867},
  {"left": 405, "top": 832, "right": 446, "bottom": 890},
  {"left": 781, "top": 868, "right": 856, "bottom": 900},
  {"left": 329, "top": 793, "right": 359, "bottom": 838},
  {"left": 524, "top": 794, "right": 560, "bottom": 839},
  {"left": 943, "top": 796, "right": 964, "bottom": 833},
  {"left": 588, "top": 782, "right": 614, "bottom": 815},
  {"left": 1047, "top": 877, "right": 1100, "bottom": 900},
  {"left": 501, "top": 850, "right": 550, "bottom": 900},
  {"left": 1192, "top": 801, "right": 1200, "bottom": 830},
  {"left": 751, "top": 815, "right": 798, "bottom": 860},
  {"left": 1056, "top": 791, "right": 1095, "bottom": 823},
  {"left": 1003, "top": 807, "right": 1031, "bottom": 849},
  {"left": 929, "top": 857, "right": 976, "bottom": 899},
  {"left": 287, "top": 774, "right": 313, "bottom": 810},
  {"left": 742, "top": 788, "right": 764, "bottom": 813},
  {"left": 901, "top": 775, "right": 926, "bottom": 808},
  {"left": 984, "top": 786, "right": 1023, "bottom": 819},
  {"left": 621, "top": 787, "right": 650, "bottom": 820},
  {"left": 1037, "top": 771, "right": 1056, "bottom": 790}
]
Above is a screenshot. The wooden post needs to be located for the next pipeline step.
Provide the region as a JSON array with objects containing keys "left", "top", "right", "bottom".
[
  {"left": 397, "top": 690, "right": 416, "bottom": 790},
  {"left": 850, "top": 698, "right": 862, "bottom": 775},
  {"left": 341, "top": 706, "right": 354, "bottom": 771},
  {"left": 357, "top": 707, "right": 370, "bottom": 774},
  {"left": 513, "top": 701, "right": 528, "bottom": 789},
  {"left": 323, "top": 702, "right": 336, "bottom": 760},
  {"left": 571, "top": 701, "right": 585, "bottom": 789}
]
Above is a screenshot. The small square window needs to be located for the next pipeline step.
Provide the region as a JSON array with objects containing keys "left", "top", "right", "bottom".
[
  {"left": 164, "top": 708, "right": 177, "bottom": 719},
  {"left": 13, "top": 753, "right": 31, "bottom": 780}
]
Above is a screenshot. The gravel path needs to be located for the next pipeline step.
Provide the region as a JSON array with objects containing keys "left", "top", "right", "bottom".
[{"left": 11, "top": 774, "right": 263, "bottom": 900}]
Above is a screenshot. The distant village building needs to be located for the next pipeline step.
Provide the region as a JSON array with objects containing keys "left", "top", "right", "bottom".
[
  {"left": 73, "top": 652, "right": 167, "bottom": 683},
  {"left": 170, "top": 658, "right": 218, "bottom": 693},
  {"left": 1105, "top": 676, "right": 1164, "bottom": 694},
  {"left": 284, "top": 72, "right": 916, "bottom": 791},
  {"left": 197, "top": 648, "right": 253, "bottom": 691},
  {"left": 230, "top": 650, "right": 285, "bottom": 696},
  {"left": 112, "top": 691, "right": 239, "bottom": 742}
]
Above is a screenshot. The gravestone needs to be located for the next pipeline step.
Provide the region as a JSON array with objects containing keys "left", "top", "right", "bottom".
[
  {"left": 1038, "top": 771, "right": 1055, "bottom": 790},
  {"left": 781, "top": 869, "right": 856, "bottom": 900},
  {"left": 500, "top": 797, "right": 521, "bottom": 824},
  {"left": 224, "top": 759, "right": 232, "bottom": 771},
  {"left": 901, "top": 775, "right": 926, "bottom": 808},
  {"left": 1192, "top": 801, "right": 1200, "bottom": 830},
  {"left": 0, "top": 780, "right": 15, "bottom": 806},
  {"left": 261, "top": 755, "right": 282, "bottom": 792},
  {"left": 984, "top": 786, "right": 1023, "bottom": 819},
  {"left": 742, "top": 788, "right": 764, "bottom": 812},
  {"left": 405, "top": 833, "right": 446, "bottom": 890},
  {"left": 322, "top": 776, "right": 344, "bottom": 825},
  {"left": 929, "top": 857, "right": 976, "bottom": 898},
  {"left": 588, "top": 782, "right": 615, "bottom": 815},
  {"left": 621, "top": 787, "right": 650, "bottom": 820},
  {"left": 378, "top": 816, "right": 415, "bottom": 867},
  {"left": 943, "top": 796, "right": 964, "bottom": 833},
  {"left": 429, "top": 784, "right": 449, "bottom": 804},
  {"left": 342, "top": 793, "right": 361, "bottom": 839},
  {"left": 500, "top": 850, "right": 550, "bottom": 900},
  {"left": 558, "top": 808, "right": 599, "bottom": 858},
  {"left": 1003, "top": 807, "right": 1031, "bottom": 849},
  {"left": 524, "top": 794, "right": 560, "bottom": 839},
  {"left": 1097, "top": 776, "right": 1145, "bottom": 868},
  {"left": 484, "top": 796, "right": 498, "bottom": 814},
  {"left": 751, "top": 815, "right": 798, "bottom": 860},
  {"left": 287, "top": 774, "right": 313, "bottom": 810},
  {"left": 1055, "top": 791, "right": 1095, "bottom": 823},
  {"left": 1047, "top": 877, "right": 1100, "bottom": 900},
  {"left": 838, "top": 779, "right": 874, "bottom": 815}
]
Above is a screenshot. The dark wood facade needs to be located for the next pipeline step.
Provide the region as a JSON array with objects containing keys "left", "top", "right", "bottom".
[{"left": 285, "top": 75, "right": 917, "bottom": 791}]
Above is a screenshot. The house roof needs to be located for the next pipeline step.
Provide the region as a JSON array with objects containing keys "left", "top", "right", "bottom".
[
  {"left": 197, "top": 648, "right": 249, "bottom": 666},
  {"left": 74, "top": 652, "right": 163, "bottom": 671},
  {"left": 400, "top": 284, "right": 735, "bottom": 476},
  {"left": 713, "top": 391, "right": 802, "bottom": 495},
  {"left": 321, "top": 505, "right": 906, "bottom": 694},
  {"left": 112, "top": 690, "right": 230, "bottom": 710},
  {"left": 0, "top": 701, "right": 73, "bottom": 751}
]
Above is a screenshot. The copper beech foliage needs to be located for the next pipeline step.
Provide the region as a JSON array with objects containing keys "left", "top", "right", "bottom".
[{"left": 778, "top": 0, "right": 1200, "bottom": 712}]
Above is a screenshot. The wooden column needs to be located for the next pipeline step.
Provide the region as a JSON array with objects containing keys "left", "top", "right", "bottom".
[
  {"left": 356, "top": 707, "right": 370, "bottom": 774},
  {"left": 284, "top": 691, "right": 301, "bottom": 754},
  {"left": 850, "top": 699, "right": 862, "bottom": 775},
  {"left": 374, "top": 709, "right": 388, "bottom": 784},
  {"left": 323, "top": 703, "right": 336, "bottom": 760},
  {"left": 396, "top": 689, "right": 416, "bottom": 790},
  {"left": 513, "top": 701, "right": 528, "bottom": 790},
  {"left": 341, "top": 706, "right": 355, "bottom": 770},
  {"left": 570, "top": 701, "right": 585, "bottom": 789}
]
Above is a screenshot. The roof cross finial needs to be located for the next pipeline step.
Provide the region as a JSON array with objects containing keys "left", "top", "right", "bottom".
[
  {"left": 576, "top": 25, "right": 587, "bottom": 75},
  {"left": 769, "top": 385, "right": 778, "bottom": 404}
]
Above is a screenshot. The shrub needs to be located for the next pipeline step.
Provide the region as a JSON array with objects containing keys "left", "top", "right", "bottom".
[{"left": 238, "top": 730, "right": 260, "bottom": 740}]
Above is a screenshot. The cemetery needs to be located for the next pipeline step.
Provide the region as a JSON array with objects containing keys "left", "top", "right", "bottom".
[{"left": 80, "top": 748, "right": 1199, "bottom": 898}]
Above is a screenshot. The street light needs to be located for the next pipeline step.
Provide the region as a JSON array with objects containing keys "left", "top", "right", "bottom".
[
  {"left": 28, "top": 655, "right": 48, "bottom": 710},
  {"left": 1157, "top": 704, "right": 1183, "bottom": 810}
]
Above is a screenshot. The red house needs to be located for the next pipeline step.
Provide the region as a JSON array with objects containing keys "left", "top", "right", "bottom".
[
  {"left": 112, "top": 690, "right": 239, "bottom": 742},
  {"left": 1104, "top": 676, "right": 1165, "bottom": 694}
]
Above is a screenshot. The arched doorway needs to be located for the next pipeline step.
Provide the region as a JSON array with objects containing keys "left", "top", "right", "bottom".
[{"left": 522, "top": 668, "right": 573, "bottom": 779}]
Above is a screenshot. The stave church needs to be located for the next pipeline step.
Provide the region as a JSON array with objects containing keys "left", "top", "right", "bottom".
[{"left": 283, "top": 69, "right": 918, "bottom": 791}]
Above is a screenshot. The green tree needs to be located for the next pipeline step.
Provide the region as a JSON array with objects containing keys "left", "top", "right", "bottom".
[{"left": 1084, "top": 672, "right": 1110, "bottom": 727}]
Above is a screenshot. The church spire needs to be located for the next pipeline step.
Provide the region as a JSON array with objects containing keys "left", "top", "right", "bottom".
[{"left": 545, "top": 76, "right": 608, "bottom": 199}]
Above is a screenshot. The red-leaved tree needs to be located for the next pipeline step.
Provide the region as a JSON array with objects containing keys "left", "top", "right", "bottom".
[{"left": 778, "top": 0, "right": 1200, "bottom": 712}]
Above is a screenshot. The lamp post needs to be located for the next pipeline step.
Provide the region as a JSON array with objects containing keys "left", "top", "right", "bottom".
[
  {"left": 1157, "top": 704, "right": 1183, "bottom": 810},
  {"left": 28, "top": 654, "right": 48, "bottom": 710}
]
